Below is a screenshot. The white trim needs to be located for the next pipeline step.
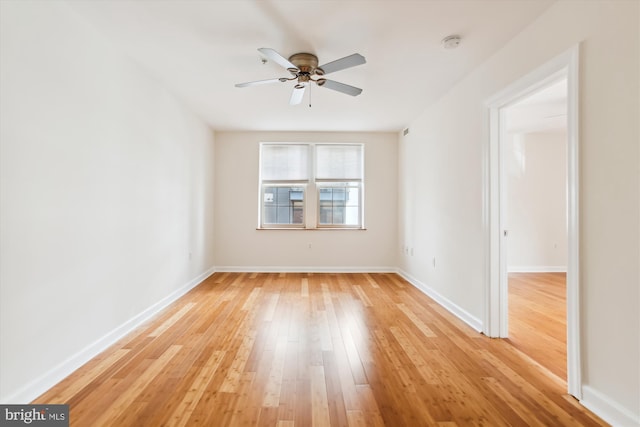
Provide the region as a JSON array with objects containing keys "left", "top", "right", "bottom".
[
  {"left": 397, "top": 270, "right": 483, "bottom": 333},
  {"left": 565, "top": 45, "right": 581, "bottom": 400},
  {"left": 484, "top": 45, "right": 581, "bottom": 398},
  {"left": 2, "top": 266, "right": 216, "bottom": 404},
  {"left": 508, "top": 266, "right": 567, "bottom": 273},
  {"left": 581, "top": 386, "right": 640, "bottom": 427},
  {"left": 214, "top": 266, "right": 396, "bottom": 273}
]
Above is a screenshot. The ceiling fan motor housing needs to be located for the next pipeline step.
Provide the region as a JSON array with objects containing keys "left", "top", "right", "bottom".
[{"left": 288, "top": 53, "right": 324, "bottom": 76}]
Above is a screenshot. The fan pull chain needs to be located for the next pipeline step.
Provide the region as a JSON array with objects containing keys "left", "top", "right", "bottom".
[{"left": 308, "top": 82, "right": 312, "bottom": 108}]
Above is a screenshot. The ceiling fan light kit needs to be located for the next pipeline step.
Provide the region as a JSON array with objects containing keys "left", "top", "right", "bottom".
[{"left": 236, "top": 48, "right": 366, "bottom": 105}]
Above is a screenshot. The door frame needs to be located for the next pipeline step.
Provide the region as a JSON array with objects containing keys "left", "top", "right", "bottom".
[{"left": 483, "top": 45, "right": 581, "bottom": 398}]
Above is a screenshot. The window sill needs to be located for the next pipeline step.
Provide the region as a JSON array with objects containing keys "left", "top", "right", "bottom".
[{"left": 256, "top": 227, "right": 367, "bottom": 231}]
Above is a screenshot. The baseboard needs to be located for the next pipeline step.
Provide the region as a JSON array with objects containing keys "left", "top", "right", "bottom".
[
  {"left": 508, "top": 265, "right": 567, "bottom": 273},
  {"left": 396, "top": 270, "right": 483, "bottom": 333},
  {"left": 2, "top": 266, "right": 216, "bottom": 404},
  {"left": 214, "top": 266, "right": 397, "bottom": 273},
  {"left": 581, "top": 385, "right": 640, "bottom": 427}
]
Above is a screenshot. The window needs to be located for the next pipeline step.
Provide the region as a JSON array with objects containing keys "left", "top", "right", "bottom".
[
  {"left": 259, "top": 143, "right": 364, "bottom": 229},
  {"left": 314, "top": 144, "right": 363, "bottom": 227}
]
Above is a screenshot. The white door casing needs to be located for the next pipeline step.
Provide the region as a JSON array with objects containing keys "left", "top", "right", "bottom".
[{"left": 483, "top": 45, "right": 581, "bottom": 399}]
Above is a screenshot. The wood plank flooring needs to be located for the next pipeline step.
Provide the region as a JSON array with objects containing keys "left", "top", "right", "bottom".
[
  {"left": 507, "top": 272, "right": 567, "bottom": 380},
  {"left": 34, "top": 272, "right": 605, "bottom": 426}
]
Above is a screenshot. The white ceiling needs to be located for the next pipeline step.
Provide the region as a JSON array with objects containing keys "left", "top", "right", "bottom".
[{"left": 67, "top": 0, "right": 555, "bottom": 132}]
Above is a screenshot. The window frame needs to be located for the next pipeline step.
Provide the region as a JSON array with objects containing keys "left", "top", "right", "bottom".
[{"left": 258, "top": 142, "right": 364, "bottom": 230}]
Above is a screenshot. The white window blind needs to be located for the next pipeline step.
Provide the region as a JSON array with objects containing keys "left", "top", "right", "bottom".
[
  {"left": 261, "top": 144, "right": 309, "bottom": 181},
  {"left": 315, "top": 144, "right": 363, "bottom": 181}
]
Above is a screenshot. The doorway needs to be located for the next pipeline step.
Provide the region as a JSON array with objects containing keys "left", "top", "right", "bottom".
[
  {"left": 503, "top": 80, "right": 568, "bottom": 380},
  {"left": 484, "top": 46, "right": 581, "bottom": 398}
]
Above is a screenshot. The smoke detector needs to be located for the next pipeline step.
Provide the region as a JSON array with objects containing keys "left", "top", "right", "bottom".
[{"left": 442, "top": 35, "right": 461, "bottom": 49}]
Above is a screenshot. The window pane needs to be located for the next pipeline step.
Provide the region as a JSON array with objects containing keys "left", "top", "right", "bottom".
[
  {"left": 276, "top": 206, "right": 290, "bottom": 224},
  {"left": 344, "top": 206, "right": 359, "bottom": 225},
  {"left": 263, "top": 186, "right": 304, "bottom": 226},
  {"left": 292, "top": 202, "right": 304, "bottom": 224},
  {"left": 320, "top": 206, "right": 332, "bottom": 224},
  {"left": 332, "top": 188, "right": 346, "bottom": 206},
  {"left": 317, "top": 183, "right": 361, "bottom": 226},
  {"left": 319, "top": 188, "right": 332, "bottom": 202},
  {"left": 332, "top": 206, "right": 345, "bottom": 224},
  {"left": 261, "top": 145, "right": 309, "bottom": 180},
  {"left": 264, "top": 206, "right": 277, "bottom": 223},
  {"left": 346, "top": 187, "right": 359, "bottom": 206},
  {"left": 276, "top": 187, "right": 290, "bottom": 201},
  {"left": 316, "top": 145, "right": 362, "bottom": 180}
]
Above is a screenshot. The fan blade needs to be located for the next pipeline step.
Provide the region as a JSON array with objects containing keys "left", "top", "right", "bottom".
[
  {"left": 317, "top": 53, "right": 366, "bottom": 75},
  {"left": 258, "top": 48, "right": 297, "bottom": 71},
  {"left": 318, "top": 79, "right": 362, "bottom": 96},
  {"left": 290, "top": 84, "right": 306, "bottom": 105},
  {"left": 235, "top": 78, "right": 283, "bottom": 88}
]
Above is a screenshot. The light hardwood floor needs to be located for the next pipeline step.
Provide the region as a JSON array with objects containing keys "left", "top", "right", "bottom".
[
  {"left": 507, "top": 272, "right": 567, "bottom": 380},
  {"left": 35, "top": 272, "right": 605, "bottom": 426}
]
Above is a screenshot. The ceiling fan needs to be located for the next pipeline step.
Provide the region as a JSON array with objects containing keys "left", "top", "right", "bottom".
[{"left": 235, "top": 48, "right": 366, "bottom": 105}]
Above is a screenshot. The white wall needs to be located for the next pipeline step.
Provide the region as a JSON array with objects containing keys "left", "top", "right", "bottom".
[
  {"left": 507, "top": 131, "right": 567, "bottom": 272},
  {"left": 398, "top": 1, "right": 639, "bottom": 425},
  {"left": 214, "top": 131, "right": 397, "bottom": 270},
  {"left": 2, "top": 1, "right": 638, "bottom": 424},
  {"left": 0, "top": 1, "right": 216, "bottom": 402}
]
